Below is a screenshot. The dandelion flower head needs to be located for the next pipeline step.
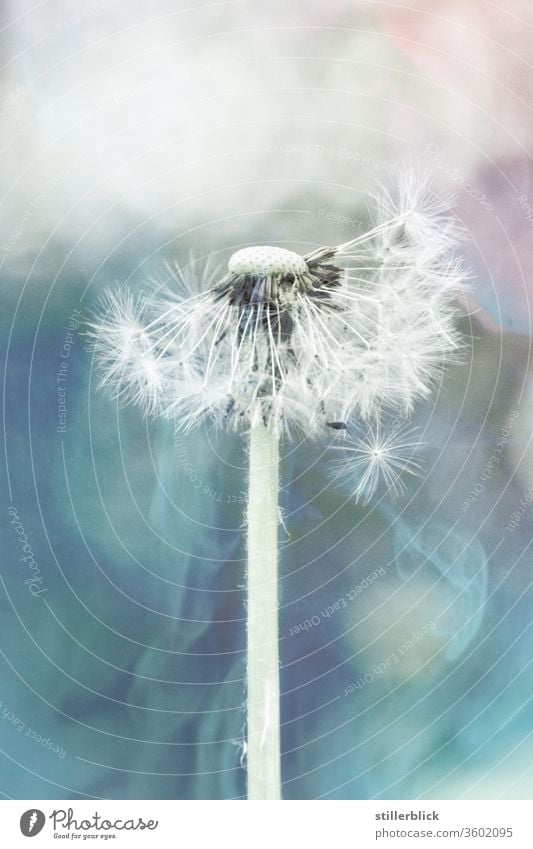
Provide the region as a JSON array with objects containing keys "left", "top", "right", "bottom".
[{"left": 90, "top": 174, "right": 464, "bottom": 438}]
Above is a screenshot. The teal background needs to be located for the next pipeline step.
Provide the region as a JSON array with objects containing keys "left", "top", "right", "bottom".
[{"left": 2, "top": 0, "right": 533, "bottom": 799}]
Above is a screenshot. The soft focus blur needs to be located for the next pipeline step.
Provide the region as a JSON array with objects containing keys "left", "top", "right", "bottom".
[{"left": 2, "top": 0, "right": 533, "bottom": 800}]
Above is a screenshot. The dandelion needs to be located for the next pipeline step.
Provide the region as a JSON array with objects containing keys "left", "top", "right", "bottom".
[{"left": 89, "top": 173, "right": 465, "bottom": 799}]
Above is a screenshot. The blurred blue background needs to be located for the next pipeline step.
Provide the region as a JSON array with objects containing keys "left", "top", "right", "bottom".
[{"left": 2, "top": 0, "right": 533, "bottom": 799}]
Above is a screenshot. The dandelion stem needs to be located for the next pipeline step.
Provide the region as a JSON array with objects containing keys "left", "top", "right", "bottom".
[{"left": 246, "top": 422, "right": 281, "bottom": 800}]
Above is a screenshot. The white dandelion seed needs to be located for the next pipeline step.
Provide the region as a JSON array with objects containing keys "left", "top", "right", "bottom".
[
  {"left": 88, "top": 288, "right": 173, "bottom": 415},
  {"left": 330, "top": 422, "right": 424, "bottom": 504},
  {"left": 88, "top": 172, "right": 466, "bottom": 801}
]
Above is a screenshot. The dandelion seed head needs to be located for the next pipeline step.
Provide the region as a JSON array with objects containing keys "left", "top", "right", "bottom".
[
  {"left": 228, "top": 246, "right": 307, "bottom": 277},
  {"left": 89, "top": 171, "right": 465, "bottom": 443}
]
